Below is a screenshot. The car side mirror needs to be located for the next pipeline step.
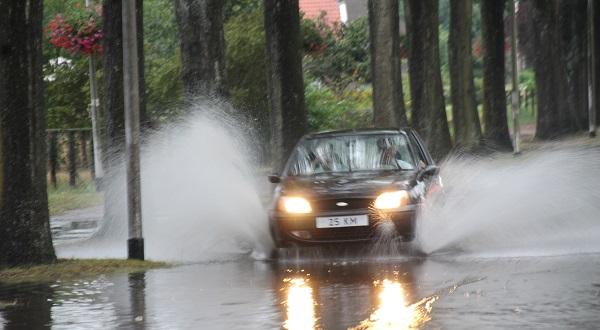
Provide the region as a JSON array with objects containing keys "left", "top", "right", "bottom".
[
  {"left": 417, "top": 165, "right": 439, "bottom": 181},
  {"left": 268, "top": 174, "right": 281, "bottom": 183}
]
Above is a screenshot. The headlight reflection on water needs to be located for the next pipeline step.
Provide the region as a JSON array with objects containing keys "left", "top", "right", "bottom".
[
  {"left": 283, "top": 278, "right": 317, "bottom": 330},
  {"left": 282, "top": 277, "right": 437, "bottom": 330},
  {"left": 352, "top": 280, "right": 438, "bottom": 330}
]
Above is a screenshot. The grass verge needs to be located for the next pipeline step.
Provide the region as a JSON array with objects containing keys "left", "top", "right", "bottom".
[
  {"left": 0, "top": 259, "right": 170, "bottom": 284},
  {"left": 47, "top": 170, "right": 104, "bottom": 216}
]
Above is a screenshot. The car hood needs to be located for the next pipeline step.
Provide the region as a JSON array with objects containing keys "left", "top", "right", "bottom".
[{"left": 280, "top": 171, "right": 415, "bottom": 199}]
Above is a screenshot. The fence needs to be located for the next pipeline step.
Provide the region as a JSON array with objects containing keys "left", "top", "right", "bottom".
[{"left": 46, "top": 128, "right": 95, "bottom": 188}]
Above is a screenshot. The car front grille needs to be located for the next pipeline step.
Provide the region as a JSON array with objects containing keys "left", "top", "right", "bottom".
[{"left": 312, "top": 198, "right": 374, "bottom": 212}]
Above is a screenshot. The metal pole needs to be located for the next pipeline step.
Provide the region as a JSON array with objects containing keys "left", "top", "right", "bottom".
[
  {"left": 588, "top": 0, "right": 597, "bottom": 138},
  {"left": 510, "top": 0, "right": 520, "bottom": 154},
  {"left": 85, "top": 0, "right": 105, "bottom": 183},
  {"left": 122, "top": 0, "right": 144, "bottom": 260}
]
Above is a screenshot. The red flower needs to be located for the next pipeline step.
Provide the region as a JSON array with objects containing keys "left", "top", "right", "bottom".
[{"left": 47, "top": 14, "right": 103, "bottom": 56}]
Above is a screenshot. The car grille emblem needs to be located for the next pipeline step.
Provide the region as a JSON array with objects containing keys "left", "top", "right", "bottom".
[{"left": 336, "top": 202, "right": 349, "bottom": 207}]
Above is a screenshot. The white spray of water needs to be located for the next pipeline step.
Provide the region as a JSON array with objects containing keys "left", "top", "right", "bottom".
[
  {"left": 58, "top": 102, "right": 272, "bottom": 262},
  {"left": 416, "top": 146, "right": 600, "bottom": 258}
]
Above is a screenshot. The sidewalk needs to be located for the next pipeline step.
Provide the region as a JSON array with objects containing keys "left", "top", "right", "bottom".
[{"left": 51, "top": 205, "right": 103, "bottom": 243}]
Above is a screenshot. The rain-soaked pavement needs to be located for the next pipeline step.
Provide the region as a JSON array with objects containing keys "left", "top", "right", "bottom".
[
  {"left": 3, "top": 142, "right": 600, "bottom": 328},
  {"left": 1, "top": 251, "right": 600, "bottom": 329}
]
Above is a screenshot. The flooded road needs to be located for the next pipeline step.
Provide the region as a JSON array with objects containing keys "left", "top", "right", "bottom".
[{"left": 2, "top": 252, "right": 600, "bottom": 329}]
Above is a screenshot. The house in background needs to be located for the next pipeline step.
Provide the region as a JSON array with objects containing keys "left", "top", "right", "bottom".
[{"left": 299, "top": 0, "right": 369, "bottom": 25}]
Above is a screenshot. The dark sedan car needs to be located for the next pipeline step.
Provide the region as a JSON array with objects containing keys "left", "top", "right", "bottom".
[{"left": 268, "top": 128, "right": 441, "bottom": 248}]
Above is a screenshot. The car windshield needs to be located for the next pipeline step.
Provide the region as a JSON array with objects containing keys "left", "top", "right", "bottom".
[{"left": 286, "top": 133, "right": 416, "bottom": 176}]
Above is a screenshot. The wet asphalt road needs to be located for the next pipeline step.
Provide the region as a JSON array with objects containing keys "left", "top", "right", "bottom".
[{"left": 1, "top": 251, "right": 600, "bottom": 329}]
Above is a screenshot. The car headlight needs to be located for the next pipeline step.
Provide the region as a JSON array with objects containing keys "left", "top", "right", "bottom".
[
  {"left": 279, "top": 196, "right": 312, "bottom": 214},
  {"left": 374, "top": 191, "right": 409, "bottom": 210}
]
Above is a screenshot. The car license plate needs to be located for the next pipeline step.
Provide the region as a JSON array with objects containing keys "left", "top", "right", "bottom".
[{"left": 315, "top": 215, "right": 369, "bottom": 228}]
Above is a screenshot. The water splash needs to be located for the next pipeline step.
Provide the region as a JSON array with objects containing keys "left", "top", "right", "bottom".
[
  {"left": 416, "top": 146, "right": 600, "bottom": 258},
  {"left": 58, "top": 101, "right": 272, "bottom": 262}
]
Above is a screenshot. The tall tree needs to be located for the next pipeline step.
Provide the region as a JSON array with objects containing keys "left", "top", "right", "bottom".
[
  {"left": 531, "top": 0, "right": 571, "bottom": 139},
  {"left": 405, "top": 0, "right": 452, "bottom": 160},
  {"left": 368, "top": 0, "right": 407, "bottom": 127},
  {"left": 449, "top": 0, "right": 482, "bottom": 149},
  {"left": 594, "top": 0, "right": 600, "bottom": 129},
  {"left": 264, "top": 0, "right": 308, "bottom": 170},
  {"left": 481, "top": 0, "right": 512, "bottom": 150},
  {"left": 102, "top": 0, "right": 148, "bottom": 160},
  {"left": 560, "top": 0, "right": 588, "bottom": 131},
  {"left": 102, "top": 0, "right": 125, "bottom": 162},
  {"left": 0, "top": 0, "right": 56, "bottom": 267},
  {"left": 174, "top": 0, "right": 227, "bottom": 98}
]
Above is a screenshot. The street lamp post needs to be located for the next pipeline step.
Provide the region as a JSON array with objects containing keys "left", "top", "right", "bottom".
[
  {"left": 510, "top": 0, "right": 520, "bottom": 154},
  {"left": 122, "top": 0, "right": 144, "bottom": 260},
  {"left": 85, "top": 0, "right": 104, "bottom": 183}
]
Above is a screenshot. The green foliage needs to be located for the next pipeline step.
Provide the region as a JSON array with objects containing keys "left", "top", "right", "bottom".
[
  {"left": 305, "top": 83, "right": 372, "bottom": 132},
  {"left": 144, "top": 0, "right": 183, "bottom": 122},
  {"left": 224, "top": 0, "right": 262, "bottom": 21},
  {"left": 302, "top": 16, "right": 371, "bottom": 91},
  {"left": 224, "top": 7, "right": 268, "bottom": 126},
  {"left": 45, "top": 56, "right": 91, "bottom": 129},
  {"left": 519, "top": 68, "right": 536, "bottom": 92}
]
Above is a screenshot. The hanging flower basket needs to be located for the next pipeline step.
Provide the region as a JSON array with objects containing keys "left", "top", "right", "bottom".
[{"left": 47, "top": 13, "right": 103, "bottom": 56}]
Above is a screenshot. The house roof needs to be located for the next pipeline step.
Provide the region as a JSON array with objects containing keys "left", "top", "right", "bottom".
[{"left": 299, "top": 0, "right": 341, "bottom": 24}]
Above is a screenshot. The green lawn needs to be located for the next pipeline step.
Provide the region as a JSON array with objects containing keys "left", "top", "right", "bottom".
[
  {"left": 0, "top": 259, "right": 170, "bottom": 284},
  {"left": 47, "top": 170, "right": 104, "bottom": 216}
]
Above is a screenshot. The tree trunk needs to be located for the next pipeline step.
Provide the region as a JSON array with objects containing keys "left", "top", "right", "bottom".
[
  {"left": 559, "top": 0, "right": 588, "bottom": 131},
  {"left": 264, "top": 0, "right": 308, "bottom": 170},
  {"left": 449, "top": 0, "right": 482, "bottom": 149},
  {"left": 532, "top": 0, "right": 570, "bottom": 139},
  {"left": 0, "top": 0, "right": 56, "bottom": 267},
  {"left": 102, "top": 0, "right": 125, "bottom": 164},
  {"left": 594, "top": 0, "right": 600, "bottom": 128},
  {"left": 481, "top": 0, "right": 512, "bottom": 150},
  {"left": 137, "top": 0, "right": 151, "bottom": 131},
  {"left": 368, "top": 0, "right": 407, "bottom": 127},
  {"left": 406, "top": 0, "right": 452, "bottom": 160},
  {"left": 174, "top": 0, "right": 227, "bottom": 98}
]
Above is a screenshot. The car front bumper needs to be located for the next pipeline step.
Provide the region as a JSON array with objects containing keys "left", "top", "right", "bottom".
[{"left": 269, "top": 206, "right": 416, "bottom": 246}]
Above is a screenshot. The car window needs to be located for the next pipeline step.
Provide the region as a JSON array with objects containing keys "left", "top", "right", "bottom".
[{"left": 287, "top": 134, "right": 416, "bottom": 176}]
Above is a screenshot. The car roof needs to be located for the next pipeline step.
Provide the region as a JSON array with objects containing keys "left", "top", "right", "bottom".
[{"left": 304, "top": 128, "right": 411, "bottom": 139}]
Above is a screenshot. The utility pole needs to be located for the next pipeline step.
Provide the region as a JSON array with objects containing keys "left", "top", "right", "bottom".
[
  {"left": 85, "top": 0, "right": 104, "bottom": 184},
  {"left": 122, "top": 0, "right": 144, "bottom": 260},
  {"left": 510, "top": 0, "right": 520, "bottom": 154},
  {"left": 589, "top": 0, "right": 597, "bottom": 138}
]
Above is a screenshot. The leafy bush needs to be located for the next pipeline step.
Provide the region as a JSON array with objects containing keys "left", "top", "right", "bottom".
[{"left": 306, "top": 83, "right": 372, "bottom": 132}]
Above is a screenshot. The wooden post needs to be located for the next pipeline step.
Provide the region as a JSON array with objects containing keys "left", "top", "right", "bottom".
[
  {"left": 48, "top": 132, "right": 58, "bottom": 188},
  {"left": 68, "top": 131, "right": 77, "bottom": 187}
]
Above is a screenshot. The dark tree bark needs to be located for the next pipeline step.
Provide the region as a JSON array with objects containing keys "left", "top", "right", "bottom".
[
  {"left": 264, "top": 0, "right": 308, "bottom": 170},
  {"left": 102, "top": 0, "right": 148, "bottom": 161},
  {"left": 531, "top": 0, "right": 571, "bottom": 139},
  {"left": 594, "top": 0, "right": 600, "bottom": 128},
  {"left": 481, "top": 0, "right": 512, "bottom": 150},
  {"left": 0, "top": 0, "right": 56, "bottom": 267},
  {"left": 559, "top": 0, "right": 588, "bottom": 131},
  {"left": 136, "top": 0, "right": 150, "bottom": 130},
  {"left": 405, "top": 0, "right": 452, "bottom": 160},
  {"left": 174, "top": 0, "right": 227, "bottom": 98},
  {"left": 449, "top": 0, "right": 482, "bottom": 149},
  {"left": 368, "top": 0, "right": 407, "bottom": 127},
  {"left": 102, "top": 0, "right": 125, "bottom": 162}
]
